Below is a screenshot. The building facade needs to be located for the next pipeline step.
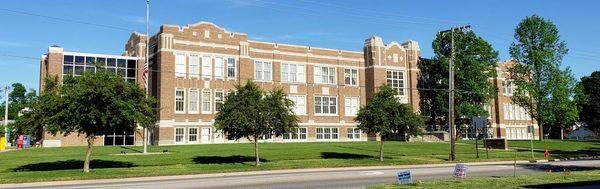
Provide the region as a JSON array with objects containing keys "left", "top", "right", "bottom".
[{"left": 39, "top": 21, "right": 537, "bottom": 147}]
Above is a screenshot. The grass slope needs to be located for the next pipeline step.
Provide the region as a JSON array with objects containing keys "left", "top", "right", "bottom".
[
  {"left": 0, "top": 140, "right": 597, "bottom": 183},
  {"left": 369, "top": 170, "right": 600, "bottom": 189}
]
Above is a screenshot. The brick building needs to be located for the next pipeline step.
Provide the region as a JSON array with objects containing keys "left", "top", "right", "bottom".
[{"left": 39, "top": 21, "right": 537, "bottom": 147}]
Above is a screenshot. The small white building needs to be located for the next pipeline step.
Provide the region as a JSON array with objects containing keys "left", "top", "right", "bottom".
[{"left": 568, "top": 125, "right": 597, "bottom": 141}]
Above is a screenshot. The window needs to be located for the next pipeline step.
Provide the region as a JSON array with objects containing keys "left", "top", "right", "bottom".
[
  {"left": 387, "top": 70, "right": 405, "bottom": 96},
  {"left": 344, "top": 97, "right": 359, "bottom": 116},
  {"left": 283, "top": 127, "right": 307, "bottom": 140},
  {"left": 314, "top": 66, "right": 336, "bottom": 84},
  {"left": 288, "top": 95, "right": 306, "bottom": 115},
  {"left": 281, "top": 63, "right": 305, "bottom": 83},
  {"left": 315, "top": 96, "right": 337, "bottom": 115},
  {"left": 227, "top": 58, "right": 236, "bottom": 78},
  {"left": 503, "top": 104, "right": 509, "bottom": 120},
  {"left": 204, "top": 30, "right": 210, "bottom": 38},
  {"left": 202, "top": 89, "right": 211, "bottom": 113},
  {"left": 188, "top": 127, "right": 198, "bottom": 143},
  {"left": 189, "top": 54, "right": 200, "bottom": 78},
  {"left": 188, "top": 89, "right": 199, "bottom": 113},
  {"left": 503, "top": 80, "right": 515, "bottom": 96},
  {"left": 316, "top": 127, "right": 339, "bottom": 140},
  {"left": 215, "top": 57, "right": 224, "bottom": 77},
  {"left": 175, "top": 54, "right": 186, "bottom": 77},
  {"left": 344, "top": 68, "right": 358, "bottom": 86},
  {"left": 175, "top": 89, "right": 185, "bottom": 113},
  {"left": 215, "top": 90, "right": 224, "bottom": 112},
  {"left": 175, "top": 127, "right": 185, "bottom": 144},
  {"left": 254, "top": 60, "right": 272, "bottom": 81},
  {"left": 202, "top": 56, "right": 212, "bottom": 77},
  {"left": 347, "top": 128, "right": 361, "bottom": 140}
]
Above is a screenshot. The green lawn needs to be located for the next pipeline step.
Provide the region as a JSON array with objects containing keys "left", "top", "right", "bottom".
[
  {"left": 0, "top": 140, "right": 598, "bottom": 184},
  {"left": 368, "top": 170, "right": 600, "bottom": 189}
]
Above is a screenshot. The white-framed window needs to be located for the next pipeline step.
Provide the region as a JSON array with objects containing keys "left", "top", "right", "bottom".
[
  {"left": 188, "top": 127, "right": 198, "bottom": 143},
  {"left": 189, "top": 54, "right": 200, "bottom": 78},
  {"left": 346, "top": 128, "right": 361, "bottom": 140},
  {"left": 175, "top": 88, "right": 185, "bottom": 113},
  {"left": 215, "top": 90, "right": 224, "bottom": 112},
  {"left": 315, "top": 96, "right": 337, "bottom": 115},
  {"left": 202, "top": 55, "right": 212, "bottom": 77},
  {"left": 344, "top": 97, "right": 359, "bottom": 116},
  {"left": 215, "top": 57, "right": 224, "bottom": 77},
  {"left": 316, "top": 127, "right": 339, "bottom": 141},
  {"left": 175, "top": 127, "right": 185, "bottom": 144},
  {"left": 344, "top": 68, "right": 358, "bottom": 86},
  {"left": 254, "top": 60, "right": 272, "bottom": 81},
  {"left": 503, "top": 80, "right": 515, "bottom": 96},
  {"left": 227, "top": 58, "right": 236, "bottom": 78},
  {"left": 188, "top": 89, "right": 199, "bottom": 113},
  {"left": 283, "top": 127, "right": 307, "bottom": 141},
  {"left": 503, "top": 103, "right": 509, "bottom": 120},
  {"left": 386, "top": 70, "right": 405, "bottom": 96},
  {"left": 204, "top": 30, "right": 210, "bottom": 38},
  {"left": 281, "top": 63, "right": 305, "bottom": 83},
  {"left": 314, "top": 65, "right": 336, "bottom": 84},
  {"left": 202, "top": 89, "right": 211, "bottom": 114},
  {"left": 288, "top": 95, "right": 306, "bottom": 115},
  {"left": 175, "top": 53, "right": 186, "bottom": 77}
]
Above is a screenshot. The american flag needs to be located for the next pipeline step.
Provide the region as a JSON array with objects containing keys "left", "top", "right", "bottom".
[{"left": 142, "top": 60, "right": 148, "bottom": 89}]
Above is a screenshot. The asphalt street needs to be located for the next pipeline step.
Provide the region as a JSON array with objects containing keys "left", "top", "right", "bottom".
[{"left": 2, "top": 160, "right": 599, "bottom": 189}]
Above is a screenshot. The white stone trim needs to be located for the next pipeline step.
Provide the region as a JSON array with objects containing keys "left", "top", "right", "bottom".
[{"left": 173, "top": 39, "right": 240, "bottom": 50}]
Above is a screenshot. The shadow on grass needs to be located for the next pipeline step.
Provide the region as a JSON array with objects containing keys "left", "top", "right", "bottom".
[
  {"left": 520, "top": 163, "right": 600, "bottom": 172},
  {"left": 192, "top": 155, "right": 268, "bottom": 165},
  {"left": 523, "top": 180, "right": 600, "bottom": 188},
  {"left": 120, "top": 146, "right": 143, "bottom": 153},
  {"left": 12, "top": 159, "right": 136, "bottom": 172},
  {"left": 515, "top": 147, "right": 600, "bottom": 159},
  {"left": 321, "top": 152, "right": 374, "bottom": 159}
]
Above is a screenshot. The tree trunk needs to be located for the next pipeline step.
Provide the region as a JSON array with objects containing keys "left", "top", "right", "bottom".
[
  {"left": 254, "top": 136, "right": 260, "bottom": 167},
  {"left": 379, "top": 138, "right": 385, "bottom": 162},
  {"left": 83, "top": 135, "right": 95, "bottom": 173}
]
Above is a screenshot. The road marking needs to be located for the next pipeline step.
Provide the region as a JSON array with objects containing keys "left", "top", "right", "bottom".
[{"left": 359, "top": 171, "right": 385, "bottom": 175}]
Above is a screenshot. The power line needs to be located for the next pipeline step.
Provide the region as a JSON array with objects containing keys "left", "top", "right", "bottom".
[{"left": 0, "top": 7, "right": 135, "bottom": 32}]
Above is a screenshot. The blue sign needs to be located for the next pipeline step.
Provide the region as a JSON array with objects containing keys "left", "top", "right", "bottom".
[
  {"left": 397, "top": 170, "right": 413, "bottom": 184},
  {"left": 453, "top": 164, "right": 468, "bottom": 178}
]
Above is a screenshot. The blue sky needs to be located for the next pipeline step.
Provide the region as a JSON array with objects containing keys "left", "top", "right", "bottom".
[{"left": 1, "top": 0, "right": 599, "bottom": 91}]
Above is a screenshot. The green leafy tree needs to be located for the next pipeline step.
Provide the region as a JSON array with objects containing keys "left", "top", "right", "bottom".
[
  {"left": 508, "top": 15, "right": 569, "bottom": 140},
  {"left": 545, "top": 68, "right": 578, "bottom": 138},
  {"left": 214, "top": 81, "right": 298, "bottom": 166},
  {"left": 0, "top": 83, "right": 37, "bottom": 120},
  {"left": 355, "top": 85, "right": 425, "bottom": 161},
  {"left": 575, "top": 71, "right": 600, "bottom": 135},
  {"left": 39, "top": 71, "right": 155, "bottom": 173},
  {"left": 424, "top": 30, "right": 498, "bottom": 135},
  {"left": 10, "top": 77, "right": 60, "bottom": 143}
]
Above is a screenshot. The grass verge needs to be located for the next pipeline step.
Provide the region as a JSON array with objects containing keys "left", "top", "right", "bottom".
[
  {"left": 368, "top": 170, "right": 600, "bottom": 189},
  {"left": 0, "top": 140, "right": 597, "bottom": 184}
]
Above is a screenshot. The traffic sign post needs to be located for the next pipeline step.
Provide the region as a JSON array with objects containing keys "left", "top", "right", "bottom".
[
  {"left": 528, "top": 125, "right": 534, "bottom": 159},
  {"left": 472, "top": 117, "right": 487, "bottom": 159}
]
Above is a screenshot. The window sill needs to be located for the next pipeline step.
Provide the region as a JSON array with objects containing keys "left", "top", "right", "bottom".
[
  {"left": 314, "top": 114, "right": 339, "bottom": 117},
  {"left": 316, "top": 139, "right": 340, "bottom": 141}
]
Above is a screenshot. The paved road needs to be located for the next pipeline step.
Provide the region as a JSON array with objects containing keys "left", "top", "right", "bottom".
[{"left": 2, "top": 160, "right": 599, "bottom": 189}]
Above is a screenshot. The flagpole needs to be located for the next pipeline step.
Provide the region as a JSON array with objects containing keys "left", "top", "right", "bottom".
[{"left": 143, "top": 0, "right": 150, "bottom": 154}]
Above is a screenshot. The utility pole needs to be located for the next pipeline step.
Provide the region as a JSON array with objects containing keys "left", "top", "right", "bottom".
[
  {"left": 4, "top": 85, "right": 8, "bottom": 143},
  {"left": 440, "top": 25, "right": 471, "bottom": 161}
]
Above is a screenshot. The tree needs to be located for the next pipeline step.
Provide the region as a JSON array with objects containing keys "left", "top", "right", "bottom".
[
  {"left": 0, "top": 83, "right": 37, "bottom": 120},
  {"left": 423, "top": 30, "right": 498, "bottom": 135},
  {"left": 576, "top": 71, "right": 600, "bottom": 135},
  {"left": 40, "top": 71, "right": 156, "bottom": 173},
  {"left": 509, "top": 15, "right": 569, "bottom": 140},
  {"left": 214, "top": 81, "right": 298, "bottom": 167},
  {"left": 545, "top": 68, "right": 578, "bottom": 138},
  {"left": 355, "top": 85, "right": 425, "bottom": 161},
  {"left": 11, "top": 77, "right": 59, "bottom": 143}
]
